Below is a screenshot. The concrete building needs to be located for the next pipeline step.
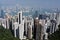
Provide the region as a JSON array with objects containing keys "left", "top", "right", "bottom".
[
  {"left": 6, "top": 18, "right": 10, "bottom": 29},
  {"left": 34, "top": 17, "right": 43, "bottom": 40},
  {"left": 18, "top": 11, "right": 25, "bottom": 39},
  {"left": 43, "top": 23, "right": 49, "bottom": 40},
  {"left": 56, "top": 13, "right": 60, "bottom": 30},
  {"left": 0, "top": 9, "right": 5, "bottom": 18},
  {"left": 12, "top": 15, "right": 18, "bottom": 30},
  {"left": 0, "top": 18, "right": 6, "bottom": 28},
  {"left": 19, "top": 20, "right": 24, "bottom": 39},
  {"left": 18, "top": 11, "right": 22, "bottom": 24},
  {"left": 24, "top": 16, "right": 28, "bottom": 36},
  {"left": 50, "top": 20, "right": 57, "bottom": 34},
  {"left": 27, "top": 20, "right": 33, "bottom": 39},
  {"left": 5, "top": 13, "right": 12, "bottom": 29},
  {"left": 13, "top": 22, "right": 19, "bottom": 37},
  {"left": 23, "top": 16, "right": 33, "bottom": 39},
  {"left": 34, "top": 17, "right": 50, "bottom": 40}
]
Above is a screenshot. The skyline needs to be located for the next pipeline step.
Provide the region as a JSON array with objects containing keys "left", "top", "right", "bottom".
[{"left": 0, "top": 0, "right": 60, "bottom": 9}]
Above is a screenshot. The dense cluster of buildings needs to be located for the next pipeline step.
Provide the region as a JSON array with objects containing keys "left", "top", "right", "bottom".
[{"left": 0, "top": 8, "right": 60, "bottom": 40}]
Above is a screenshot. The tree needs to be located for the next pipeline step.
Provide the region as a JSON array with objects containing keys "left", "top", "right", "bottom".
[
  {"left": 0, "top": 25, "right": 20, "bottom": 40},
  {"left": 48, "top": 24, "right": 60, "bottom": 40}
]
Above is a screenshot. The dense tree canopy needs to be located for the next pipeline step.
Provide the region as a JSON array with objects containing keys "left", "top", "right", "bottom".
[
  {"left": 48, "top": 24, "right": 60, "bottom": 40},
  {"left": 0, "top": 25, "right": 19, "bottom": 40}
]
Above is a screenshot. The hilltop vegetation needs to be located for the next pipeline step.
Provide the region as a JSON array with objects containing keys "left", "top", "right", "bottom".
[
  {"left": 0, "top": 25, "right": 19, "bottom": 40},
  {"left": 48, "top": 25, "right": 60, "bottom": 40}
]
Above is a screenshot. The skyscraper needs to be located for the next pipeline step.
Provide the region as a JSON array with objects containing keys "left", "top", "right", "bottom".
[
  {"left": 27, "top": 20, "right": 33, "bottom": 39},
  {"left": 34, "top": 17, "right": 43, "bottom": 40},
  {"left": 18, "top": 11, "right": 25, "bottom": 39},
  {"left": 50, "top": 20, "right": 57, "bottom": 34},
  {"left": 18, "top": 11, "right": 22, "bottom": 24},
  {"left": 19, "top": 20, "right": 24, "bottom": 39},
  {"left": 13, "top": 22, "right": 19, "bottom": 37},
  {"left": 0, "top": 9, "right": 5, "bottom": 18}
]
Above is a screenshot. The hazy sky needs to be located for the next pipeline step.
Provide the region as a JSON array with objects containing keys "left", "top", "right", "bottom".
[{"left": 0, "top": 0, "right": 60, "bottom": 8}]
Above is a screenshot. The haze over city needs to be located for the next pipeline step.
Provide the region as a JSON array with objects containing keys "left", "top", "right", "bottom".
[{"left": 0, "top": 0, "right": 60, "bottom": 8}]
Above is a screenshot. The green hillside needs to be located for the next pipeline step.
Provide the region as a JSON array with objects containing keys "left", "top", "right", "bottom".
[
  {"left": 48, "top": 25, "right": 60, "bottom": 40},
  {"left": 0, "top": 25, "right": 19, "bottom": 40}
]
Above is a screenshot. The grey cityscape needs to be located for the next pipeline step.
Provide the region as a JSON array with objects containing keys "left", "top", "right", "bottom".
[{"left": 0, "top": 0, "right": 60, "bottom": 40}]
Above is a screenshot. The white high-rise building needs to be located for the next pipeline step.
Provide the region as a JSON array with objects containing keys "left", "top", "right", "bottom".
[
  {"left": 23, "top": 16, "right": 33, "bottom": 39},
  {"left": 43, "top": 23, "right": 49, "bottom": 40},
  {"left": 2, "top": 19, "right": 6, "bottom": 29},
  {"left": 18, "top": 11, "right": 22, "bottom": 24},
  {"left": 13, "top": 22, "right": 18, "bottom": 37},
  {"left": 0, "top": 18, "right": 6, "bottom": 28},
  {"left": 18, "top": 11, "right": 25, "bottom": 39},
  {"left": 24, "top": 16, "right": 28, "bottom": 36},
  {"left": 6, "top": 18, "right": 10, "bottom": 29},
  {"left": 50, "top": 20, "right": 57, "bottom": 34},
  {"left": 19, "top": 20, "right": 24, "bottom": 39},
  {"left": 56, "top": 13, "right": 60, "bottom": 30},
  {"left": 5, "top": 13, "right": 12, "bottom": 29},
  {"left": 12, "top": 15, "right": 18, "bottom": 30},
  {"left": 45, "top": 33, "right": 48, "bottom": 40},
  {"left": 27, "top": 22, "right": 32, "bottom": 39}
]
